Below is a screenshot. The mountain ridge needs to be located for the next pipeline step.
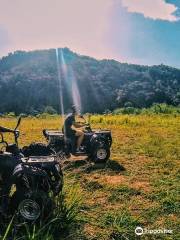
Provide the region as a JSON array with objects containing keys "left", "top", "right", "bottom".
[{"left": 0, "top": 48, "right": 179, "bottom": 114}]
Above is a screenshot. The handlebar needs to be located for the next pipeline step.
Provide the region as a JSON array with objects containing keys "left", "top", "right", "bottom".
[
  {"left": 0, "top": 117, "right": 21, "bottom": 146},
  {"left": 74, "top": 121, "right": 92, "bottom": 132},
  {"left": 0, "top": 132, "right": 8, "bottom": 147},
  {"left": 15, "top": 117, "right": 21, "bottom": 130},
  {"left": 83, "top": 123, "right": 92, "bottom": 132},
  {"left": 0, "top": 126, "right": 15, "bottom": 133}
]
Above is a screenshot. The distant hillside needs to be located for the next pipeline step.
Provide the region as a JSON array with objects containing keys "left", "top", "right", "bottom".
[{"left": 0, "top": 48, "right": 179, "bottom": 114}]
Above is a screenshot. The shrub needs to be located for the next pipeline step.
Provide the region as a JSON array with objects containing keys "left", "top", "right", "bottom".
[
  {"left": 113, "top": 107, "right": 140, "bottom": 115},
  {"left": 113, "top": 104, "right": 180, "bottom": 115},
  {"left": 124, "top": 101, "right": 133, "bottom": 108},
  {"left": 44, "top": 106, "right": 57, "bottom": 115},
  {"left": 149, "top": 103, "right": 179, "bottom": 114},
  {"left": 7, "top": 112, "right": 16, "bottom": 117}
]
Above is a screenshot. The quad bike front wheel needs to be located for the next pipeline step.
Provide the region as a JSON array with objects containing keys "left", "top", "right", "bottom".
[
  {"left": 10, "top": 190, "right": 54, "bottom": 222},
  {"left": 91, "top": 145, "right": 110, "bottom": 163},
  {"left": 18, "top": 199, "right": 41, "bottom": 221}
]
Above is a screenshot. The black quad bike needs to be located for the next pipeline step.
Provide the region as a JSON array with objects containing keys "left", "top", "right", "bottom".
[
  {"left": 0, "top": 118, "right": 63, "bottom": 224},
  {"left": 43, "top": 116, "right": 112, "bottom": 163}
]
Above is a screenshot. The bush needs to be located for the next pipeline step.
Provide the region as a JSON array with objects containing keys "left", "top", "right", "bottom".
[
  {"left": 44, "top": 106, "right": 57, "bottom": 115},
  {"left": 103, "top": 109, "right": 112, "bottom": 114},
  {"left": 113, "top": 107, "right": 140, "bottom": 115},
  {"left": 124, "top": 101, "right": 133, "bottom": 108},
  {"left": 7, "top": 112, "right": 16, "bottom": 117},
  {"left": 19, "top": 113, "right": 28, "bottom": 118},
  {"left": 29, "top": 109, "right": 40, "bottom": 116},
  {"left": 113, "top": 104, "right": 180, "bottom": 115}
]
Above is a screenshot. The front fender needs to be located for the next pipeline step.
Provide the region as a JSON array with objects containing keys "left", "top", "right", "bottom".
[
  {"left": 90, "top": 134, "right": 107, "bottom": 148},
  {"left": 13, "top": 163, "right": 47, "bottom": 178}
]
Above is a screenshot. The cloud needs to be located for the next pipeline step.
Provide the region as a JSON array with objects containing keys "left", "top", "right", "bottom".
[
  {"left": 121, "top": 0, "right": 179, "bottom": 21},
  {"left": 0, "top": 0, "right": 112, "bottom": 58},
  {"left": 0, "top": 26, "right": 11, "bottom": 55}
]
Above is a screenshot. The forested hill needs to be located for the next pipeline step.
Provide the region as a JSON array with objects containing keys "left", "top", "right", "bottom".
[{"left": 0, "top": 48, "right": 179, "bottom": 114}]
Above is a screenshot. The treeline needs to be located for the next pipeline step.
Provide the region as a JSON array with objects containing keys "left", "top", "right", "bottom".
[
  {"left": 0, "top": 48, "right": 179, "bottom": 114},
  {"left": 1, "top": 104, "right": 179, "bottom": 118}
]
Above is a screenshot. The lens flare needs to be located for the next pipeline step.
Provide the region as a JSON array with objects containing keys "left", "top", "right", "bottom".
[
  {"left": 72, "top": 72, "right": 81, "bottom": 113},
  {"left": 55, "top": 48, "right": 64, "bottom": 120},
  {"left": 60, "top": 49, "right": 67, "bottom": 76},
  {"left": 60, "top": 49, "right": 82, "bottom": 113}
]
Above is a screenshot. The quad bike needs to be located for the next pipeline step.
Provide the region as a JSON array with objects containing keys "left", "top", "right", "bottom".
[
  {"left": 0, "top": 117, "right": 63, "bottom": 224},
  {"left": 43, "top": 116, "right": 112, "bottom": 163}
]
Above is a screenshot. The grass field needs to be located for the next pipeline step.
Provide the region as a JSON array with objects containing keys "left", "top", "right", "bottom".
[{"left": 0, "top": 114, "right": 179, "bottom": 240}]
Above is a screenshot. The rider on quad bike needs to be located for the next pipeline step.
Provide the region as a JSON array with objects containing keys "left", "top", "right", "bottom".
[
  {"left": 44, "top": 110, "right": 112, "bottom": 162},
  {"left": 62, "top": 105, "right": 86, "bottom": 153}
]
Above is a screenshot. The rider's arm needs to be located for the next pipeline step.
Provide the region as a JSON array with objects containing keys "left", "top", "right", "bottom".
[
  {"left": 72, "top": 115, "right": 86, "bottom": 128},
  {"left": 73, "top": 122, "right": 86, "bottom": 128}
]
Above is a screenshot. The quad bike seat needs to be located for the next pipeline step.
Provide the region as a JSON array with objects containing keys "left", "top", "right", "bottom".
[
  {"left": 43, "top": 130, "right": 64, "bottom": 143},
  {"left": 45, "top": 130, "right": 64, "bottom": 137},
  {"left": 43, "top": 130, "right": 64, "bottom": 137}
]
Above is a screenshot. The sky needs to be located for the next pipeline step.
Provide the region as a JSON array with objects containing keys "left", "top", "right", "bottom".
[{"left": 0, "top": 0, "right": 180, "bottom": 68}]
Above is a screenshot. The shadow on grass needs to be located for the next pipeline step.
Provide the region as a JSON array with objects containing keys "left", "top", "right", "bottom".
[
  {"left": 62, "top": 159, "right": 88, "bottom": 171},
  {"left": 62, "top": 158, "right": 125, "bottom": 173}
]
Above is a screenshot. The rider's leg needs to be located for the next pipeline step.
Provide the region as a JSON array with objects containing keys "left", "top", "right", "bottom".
[{"left": 75, "top": 130, "right": 84, "bottom": 150}]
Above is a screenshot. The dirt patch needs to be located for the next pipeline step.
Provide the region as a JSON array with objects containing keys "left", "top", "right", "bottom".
[
  {"left": 83, "top": 174, "right": 128, "bottom": 187},
  {"left": 137, "top": 155, "right": 151, "bottom": 164},
  {"left": 130, "top": 181, "right": 151, "bottom": 193},
  {"left": 83, "top": 191, "right": 109, "bottom": 207},
  {"left": 83, "top": 224, "right": 105, "bottom": 239},
  {"left": 102, "top": 175, "right": 127, "bottom": 185}
]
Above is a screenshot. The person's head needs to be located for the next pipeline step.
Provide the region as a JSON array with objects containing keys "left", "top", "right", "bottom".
[{"left": 71, "top": 105, "right": 79, "bottom": 115}]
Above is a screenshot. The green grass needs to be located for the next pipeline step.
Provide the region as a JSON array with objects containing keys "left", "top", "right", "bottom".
[{"left": 0, "top": 114, "right": 179, "bottom": 239}]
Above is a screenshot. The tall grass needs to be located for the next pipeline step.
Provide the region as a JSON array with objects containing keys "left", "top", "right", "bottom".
[{"left": 0, "top": 185, "right": 82, "bottom": 240}]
